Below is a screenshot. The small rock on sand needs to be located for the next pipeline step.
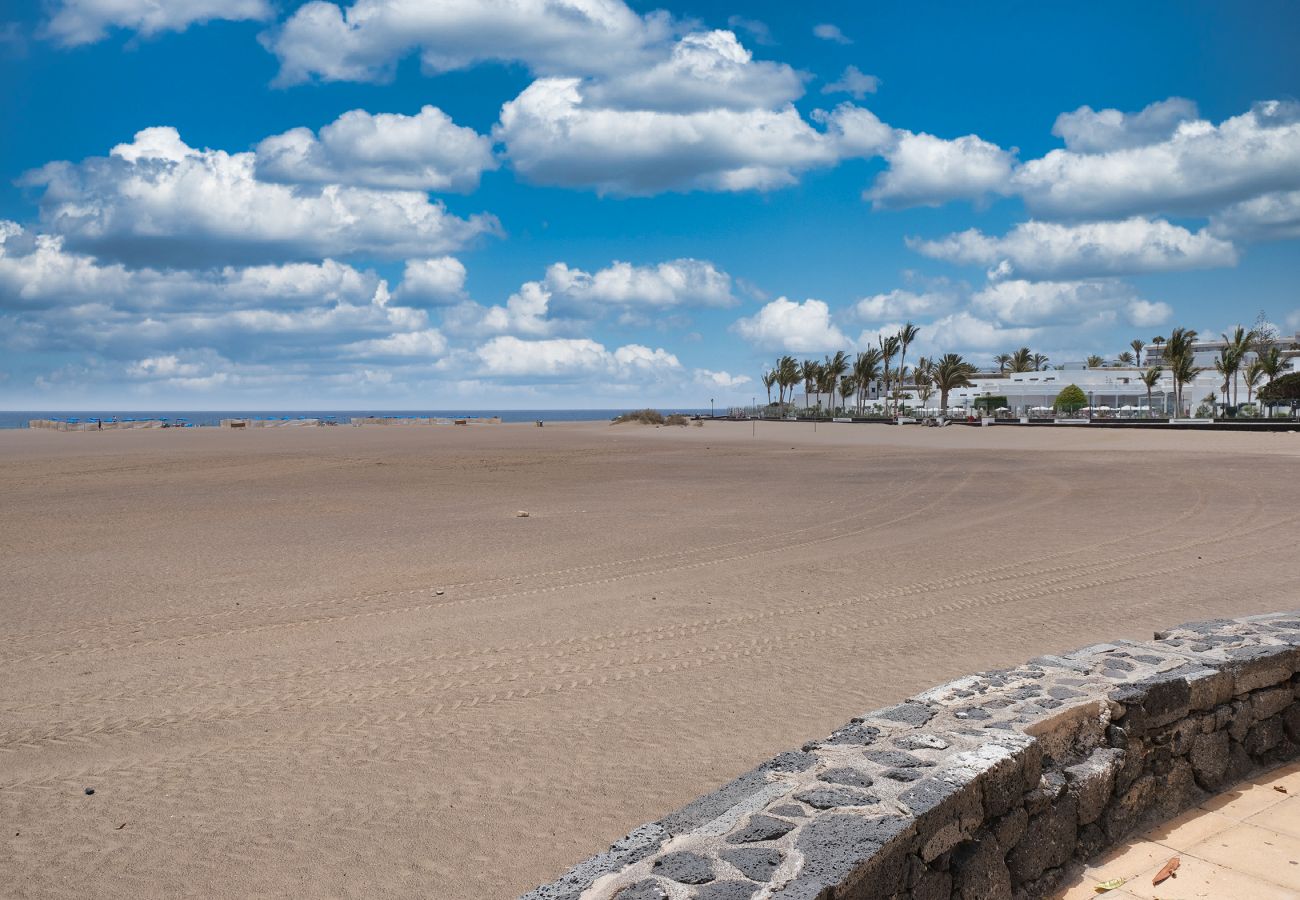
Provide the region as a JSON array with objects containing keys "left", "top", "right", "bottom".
[{"left": 516, "top": 510, "right": 530, "bottom": 517}]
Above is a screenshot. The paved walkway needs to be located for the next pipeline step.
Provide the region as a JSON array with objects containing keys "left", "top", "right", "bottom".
[{"left": 1056, "top": 762, "right": 1300, "bottom": 899}]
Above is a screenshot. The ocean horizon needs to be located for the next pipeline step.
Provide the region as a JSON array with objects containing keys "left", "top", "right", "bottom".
[{"left": 0, "top": 408, "right": 713, "bottom": 429}]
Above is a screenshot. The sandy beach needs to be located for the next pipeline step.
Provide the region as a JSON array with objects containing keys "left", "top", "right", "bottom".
[{"left": 1, "top": 420, "right": 1298, "bottom": 898}]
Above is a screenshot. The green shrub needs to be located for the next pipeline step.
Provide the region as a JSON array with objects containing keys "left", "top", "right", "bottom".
[
  {"left": 1259, "top": 372, "right": 1300, "bottom": 402},
  {"left": 665, "top": 414, "right": 689, "bottom": 426},
  {"left": 1053, "top": 384, "right": 1087, "bottom": 412},
  {"left": 612, "top": 409, "right": 665, "bottom": 425}
]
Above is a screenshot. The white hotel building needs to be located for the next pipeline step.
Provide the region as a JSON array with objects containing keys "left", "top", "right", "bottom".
[
  {"left": 790, "top": 333, "right": 1299, "bottom": 416},
  {"left": 944, "top": 333, "right": 1300, "bottom": 415}
]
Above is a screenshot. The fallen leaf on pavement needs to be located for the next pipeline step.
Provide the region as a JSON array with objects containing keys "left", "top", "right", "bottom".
[{"left": 1153, "top": 856, "right": 1180, "bottom": 884}]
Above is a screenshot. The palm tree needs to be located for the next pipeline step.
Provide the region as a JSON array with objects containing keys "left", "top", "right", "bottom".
[
  {"left": 1213, "top": 349, "right": 1233, "bottom": 409},
  {"left": 896, "top": 322, "right": 921, "bottom": 414},
  {"left": 1164, "top": 328, "right": 1199, "bottom": 415},
  {"left": 932, "top": 353, "right": 978, "bottom": 417},
  {"left": 761, "top": 369, "right": 776, "bottom": 406},
  {"left": 852, "top": 348, "right": 882, "bottom": 414},
  {"left": 1140, "top": 365, "right": 1163, "bottom": 417},
  {"left": 839, "top": 375, "right": 856, "bottom": 411},
  {"left": 1258, "top": 346, "right": 1292, "bottom": 417},
  {"left": 913, "top": 357, "right": 935, "bottom": 412},
  {"left": 1086, "top": 354, "right": 1105, "bottom": 368},
  {"left": 994, "top": 352, "right": 1012, "bottom": 374},
  {"left": 1243, "top": 359, "right": 1265, "bottom": 408},
  {"left": 800, "top": 359, "right": 819, "bottom": 410},
  {"left": 1009, "top": 347, "right": 1034, "bottom": 373},
  {"left": 1222, "top": 325, "right": 1255, "bottom": 406},
  {"left": 822, "top": 350, "right": 849, "bottom": 415},
  {"left": 815, "top": 365, "right": 834, "bottom": 414},
  {"left": 1130, "top": 339, "right": 1145, "bottom": 368},
  {"left": 783, "top": 355, "right": 803, "bottom": 409},
  {"left": 1032, "top": 352, "right": 1050, "bottom": 371},
  {"left": 1116, "top": 351, "right": 1135, "bottom": 366},
  {"left": 776, "top": 355, "right": 800, "bottom": 408},
  {"left": 878, "top": 334, "right": 900, "bottom": 414}
]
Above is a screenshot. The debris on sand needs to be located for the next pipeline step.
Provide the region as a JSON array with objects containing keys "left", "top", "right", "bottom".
[{"left": 1152, "top": 856, "right": 1180, "bottom": 885}]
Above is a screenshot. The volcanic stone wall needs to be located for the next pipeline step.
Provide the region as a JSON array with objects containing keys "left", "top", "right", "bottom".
[{"left": 523, "top": 611, "right": 1300, "bottom": 900}]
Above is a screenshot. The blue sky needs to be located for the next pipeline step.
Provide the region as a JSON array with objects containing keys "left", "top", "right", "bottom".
[{"left": 1, "top": 0, "right": 1298, "bottom": 408}]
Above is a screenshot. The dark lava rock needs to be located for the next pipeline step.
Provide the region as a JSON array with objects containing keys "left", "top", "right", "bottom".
[
  {"left": 767, "top": 804, "right": 806, "bottom": 818},
  {"left": 818, "top": 767, "right": 874, "bottom": 788},
  {"left": 873, "top": 702, "right": 935, "bottom": 726},
  {"left": 764, "top": 751, "right": 817, "bottom": 773},
  {"left": 883, "top": 768, "right": 923, "bottom": 782},
  {"left": 893, "top": 733, "right": 950, "bottom": 751},
  {"left": 1007, "top": 796, "right": 1078, "bottom": 884},
  {"left": 725, "top": 815, "right": 794, "bottom": 844},
  {"left": 951, "top": 835, "right": 1010, "bottom": 900},
  {"left": 809, "top": 723, "right": 882, "bottom": 749},
  {"left": 693, "top": 882, "right": 756, "bottom": 900},
  {"left": 793, "top": 787, "right": 879, "bottom": 809},
  {"left": 864, "top": 749, "right": 933, "bottom": 768},
  {"left": 783, "top": 815, "right": 912, "bottom": 900},
  {"left": 720, "top": 847, "right": 781, "bottom": 882},
  {"left": 652, "top": 851, "right": 714, "bottom": 885}
]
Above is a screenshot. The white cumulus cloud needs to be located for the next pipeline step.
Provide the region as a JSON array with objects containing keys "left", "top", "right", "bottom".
[
  {"left": 22, "top": 127, "right": 499, "bottom": 266},
  {"left": 854, "top": 289, "right": 956, "bottom": 321},
  {"left": 908, "top": 217, "right": 1238, "bottom": 279},
  {"left": 263, "top": 0, "right": 671, "bottom": 85},
  {"left": 497, "top": 78, "right": 886, "bottom": 195},
  {"left": 732, "top": 297, "right": 848, "bottom": 352},
  {"left": 971, "top": 279, "right": 1141, "bottom": 327},
  {"left": 1126, "top": 299, "right": 1173, "bottom": 328},
  {"left": 812, "top": 23, "right": 851, "bottom": 44},
  {"left": 543, "top": 258, "right": 735, "bottom": 312},
  {"left": 1051, "top": 97, "right": 1199, "bottom": 153},
  {"left": 396, "top": 257, "right": 468, "bottom": 304},
  {"left": 255, "top": 106, "right": 497, "bottom": 192},
  {"left": 347, "top": 328, "right": 448, "bottom": 357},
  {"left": 44, "top": 0, "right": 271, "bottom": 46},
  {"left": 1210, "top": 190, "right": 1300, "bottom": 242},
  {"left": 1015, "top": 100, "right": 1300, "bottom": 218},
  {"left": 866, "top": 131, "right": 1016, "bottom": 209},
  {"left": 822, "top": 66, "right": 878, "bottom": 99},
  {"left": 474, "top": 335, "right": 679, "bottom": 378},
  {"left": 445, "top": 258, "right": 735, "bottom": 337},
  {"left": 694, "top": 368, "right": 752, "bottom": 389},
  {"left": 581, "top": 30, "right": 805, "bottom": 113}
]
